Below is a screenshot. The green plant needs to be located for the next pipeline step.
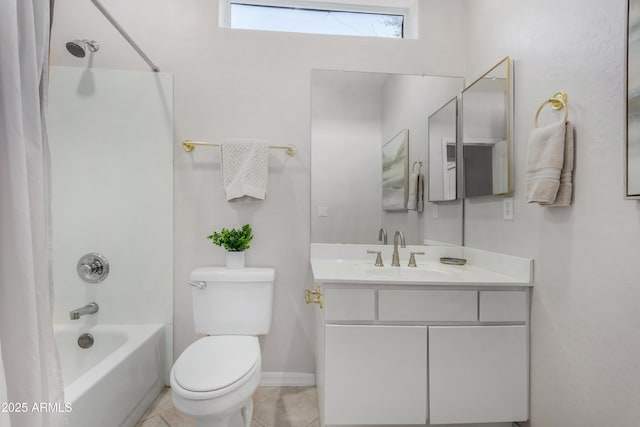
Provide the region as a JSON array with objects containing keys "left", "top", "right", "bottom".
[{"left": 206, "top": 224, "right": 253, "bottom": 252}]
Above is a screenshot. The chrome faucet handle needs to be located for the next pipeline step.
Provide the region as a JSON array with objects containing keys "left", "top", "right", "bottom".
[
  {"left": 366, "top": 250, "right": 384, "bottom": 267},
  {"left": 408, "top": 251, "right": 425, "bottom": 267}
]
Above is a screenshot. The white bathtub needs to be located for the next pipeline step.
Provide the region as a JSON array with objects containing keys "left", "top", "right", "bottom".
[{"left": 54, "top": 324, "right": 165, "bottom": 427}]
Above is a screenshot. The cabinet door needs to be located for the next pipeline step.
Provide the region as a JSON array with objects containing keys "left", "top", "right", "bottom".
[
  {"left": 428, "top": 325, "right": 528, "bottom": 424},
  {"left": 325, "top": 325, "right": 428, "bottom": 425}
]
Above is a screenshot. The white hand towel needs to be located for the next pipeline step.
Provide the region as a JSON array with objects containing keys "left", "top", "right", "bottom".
[
  {"left": 416, "top": 173, "right": 424, "bottom": 213},
  {"left": 407, "top": 172, "right": 419, "bottom": 210},
  {"left": 220, "top": 139, "right": 269, "bottom": 202},
  {"left": 526, "top": 120, "right": 567, "bottom": 204},
  {"left": 548, "top": 122, "right": 574, "bottom": 207}
]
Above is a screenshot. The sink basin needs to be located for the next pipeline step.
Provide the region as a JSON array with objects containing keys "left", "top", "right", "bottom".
[{"left": 352, "top": 263, "right": 460, "bottom": 281}]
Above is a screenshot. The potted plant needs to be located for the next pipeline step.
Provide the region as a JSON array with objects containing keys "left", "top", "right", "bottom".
[{"left": 206, "top": 224, "right": 253, "bottom": 268}]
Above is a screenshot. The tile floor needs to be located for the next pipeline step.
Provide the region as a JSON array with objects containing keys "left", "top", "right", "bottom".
[{"left": 135, "top": 386, "right": 320, "bottom": 427}]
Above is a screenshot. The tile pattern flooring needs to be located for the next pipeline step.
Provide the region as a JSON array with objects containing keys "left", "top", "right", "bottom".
[{"left": 136, "top": 386, "right": 320, "bottom": 427}]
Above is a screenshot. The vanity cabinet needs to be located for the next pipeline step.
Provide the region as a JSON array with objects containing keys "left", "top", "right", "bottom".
[{"left": 315, "top": 285, "right": 530, "bottom": 427}]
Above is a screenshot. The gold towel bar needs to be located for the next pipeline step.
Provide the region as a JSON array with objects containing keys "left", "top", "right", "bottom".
[
  {"left": 182, "top": 139, "right": 297, "bottom": 156},
  {"left": 535, "top": 92, "right": 568, "bottom": 128}
]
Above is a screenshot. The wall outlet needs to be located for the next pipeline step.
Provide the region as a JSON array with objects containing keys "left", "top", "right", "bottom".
[
  {"left": 432, "top": 203, "right": 439, "bottom": 218},
  {"left": 318, "top": 206, "right": 329, "bottom": 217},
  {"left": 503, "top": 197, "right": 514, "bottom": 220}
]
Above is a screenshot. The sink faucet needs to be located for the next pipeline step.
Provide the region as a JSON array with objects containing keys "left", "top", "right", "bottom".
[
  {"left": 378, "top": 228, "right": 387, "bottom": 245},
  {"left": 69, "top": 302, "right": 99, "bottom": 320},
  {"left": 391, "top": 231, "right": 406, "bottom": 267}
]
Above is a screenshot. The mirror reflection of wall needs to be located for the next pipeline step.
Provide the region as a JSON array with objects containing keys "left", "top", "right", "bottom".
[
  {"left": 311, "top": 69, "right": 464, "bottom": 245},
  {"left": 462, "top": 57, "right": 512, "bottom": 197},
  {"left": 428, "top": 97, "right": 457, "bottom": 202}
]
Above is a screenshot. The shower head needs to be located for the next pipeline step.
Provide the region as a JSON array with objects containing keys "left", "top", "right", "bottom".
[{"left": 65, "top": 39, "right": 99, "bottom": 58}]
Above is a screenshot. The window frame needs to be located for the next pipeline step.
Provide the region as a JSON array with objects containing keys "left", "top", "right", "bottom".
[{"left": 219, "top": 0, "right": 413, "bottom": 39}]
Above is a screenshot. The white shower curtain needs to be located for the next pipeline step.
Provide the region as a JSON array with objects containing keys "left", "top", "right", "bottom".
[{"left": 0, "top": 1, "right": 64, "bottom": 427}]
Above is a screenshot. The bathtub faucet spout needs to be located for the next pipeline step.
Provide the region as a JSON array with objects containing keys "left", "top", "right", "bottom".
[{"left": 70, "top": 302, "right": 99, "bottom": 320}]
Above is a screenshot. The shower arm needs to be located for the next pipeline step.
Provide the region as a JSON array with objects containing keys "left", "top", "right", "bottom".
[{"left": 89, "top": 0, "right": 160, "bottom": 72}]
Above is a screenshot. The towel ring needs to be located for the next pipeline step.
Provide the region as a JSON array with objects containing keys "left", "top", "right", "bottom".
[
  {"left": 535, "top": 92, "right": 568, "bottom": 128},
  {"left": 412, "top": 160, "right": 423, "bottom": 173}
]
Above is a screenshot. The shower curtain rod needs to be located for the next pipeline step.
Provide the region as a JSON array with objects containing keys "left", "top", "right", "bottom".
[{"left": 89, "top": 0, "right": 160, "bottom": 72}]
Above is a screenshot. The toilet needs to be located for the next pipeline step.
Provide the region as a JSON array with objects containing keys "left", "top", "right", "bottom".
[{"left": 170, "top": 267, "right": 275, "bottom": 427}]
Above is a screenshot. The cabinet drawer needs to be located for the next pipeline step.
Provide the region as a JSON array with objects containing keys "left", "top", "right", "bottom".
[
  {"left": 479, "top": 290, "right": 527, "bottom": 322},
  {"left": 325, "top": 289, "right": 375, "bottom": 321},
  {"left": 378, "top": 290, "right": 477, "bottom": 321}
]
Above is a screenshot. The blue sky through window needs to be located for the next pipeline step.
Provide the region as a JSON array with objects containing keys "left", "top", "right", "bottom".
[{"left": 229, "top": 3, "right": 404, "bottom": 38}]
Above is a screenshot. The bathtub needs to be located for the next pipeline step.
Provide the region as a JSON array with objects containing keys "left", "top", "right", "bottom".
[{"left": 54, "top": 324, "right": 165, "bottom": 427}]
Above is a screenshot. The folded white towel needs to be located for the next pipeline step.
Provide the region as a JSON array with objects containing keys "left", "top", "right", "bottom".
[
  {"left": 416, "top": 173, "right": 424, "bottom": 213},
  {"left": 407, "top": 172, "right": 419, "bottom": 210},
  {"left": 220, "top": 139, "right": 269, "bottom": 202},
  {"left": 526, "top": 120, "right": 568, "bottom": 205},
  {"left": 548, "top": 122, "right": 574, "bottom": 207}
]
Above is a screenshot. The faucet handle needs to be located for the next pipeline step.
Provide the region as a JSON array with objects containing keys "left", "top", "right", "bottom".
[
  {"left": 408, "top": 251, "right": 425, "bottom": 267},
  {"left": 366, "top": 250, "right": 384, "bottom": 267}
]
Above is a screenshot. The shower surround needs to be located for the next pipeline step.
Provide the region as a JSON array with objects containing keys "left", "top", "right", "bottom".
[{"left": 47, "top": 66, "right": 174, "bottom": 424}]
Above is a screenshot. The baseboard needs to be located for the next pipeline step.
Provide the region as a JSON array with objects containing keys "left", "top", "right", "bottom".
[{"left": 260, "top": 372, "right": 316, "bottom": 387}]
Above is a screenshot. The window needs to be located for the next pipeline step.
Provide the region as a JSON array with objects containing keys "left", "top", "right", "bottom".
[{"left": 223, "top": 1, "right": 407, "bottom": 39}]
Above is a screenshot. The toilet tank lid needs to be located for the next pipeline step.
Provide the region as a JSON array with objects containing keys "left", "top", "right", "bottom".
[{"left": 191, "top": 267, "right": 275, "bottom": 282}]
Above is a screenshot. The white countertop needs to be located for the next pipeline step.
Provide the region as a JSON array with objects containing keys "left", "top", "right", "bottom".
[{"left": 310, "top": 244, "right": 533, "bottom": 286}]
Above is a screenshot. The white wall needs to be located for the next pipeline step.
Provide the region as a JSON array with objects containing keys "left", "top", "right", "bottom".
[
  {"left": 463, "top": 0, "right": 640, "bottom": 425},
  {"left": 48, "top": 66, "right": 174, "bottom": 375},
  {"left": 50, "top": 0, "right": 467, "bottom": 375}
]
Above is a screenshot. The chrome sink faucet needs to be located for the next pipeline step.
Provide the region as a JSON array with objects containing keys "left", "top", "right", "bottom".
[
  {"left": 378, "top": 228, "right": 387, "bottom": 244},
  {"left": 391, "top": 231, "right": 406, "bottom": 267},
  {"left": 69, "top": 302, "right": 99, "bottom": 320}
]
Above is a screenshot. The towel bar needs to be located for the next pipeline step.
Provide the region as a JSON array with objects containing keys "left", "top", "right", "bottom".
[
  {"left": 182, "top": 139, "right": 297, "bottom": 156},
  {"left": 535, "top": 92, "right": 568, "bottom": 127}
]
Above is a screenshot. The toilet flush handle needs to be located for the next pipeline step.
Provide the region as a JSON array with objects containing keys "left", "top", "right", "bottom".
[{"left": 186, "top": 280, "right": 206, "bottom": 290}]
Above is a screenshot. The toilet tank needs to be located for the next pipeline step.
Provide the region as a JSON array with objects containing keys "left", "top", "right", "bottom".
[{"left": 190, "top": 267, "right": 275, "bottom": 335}]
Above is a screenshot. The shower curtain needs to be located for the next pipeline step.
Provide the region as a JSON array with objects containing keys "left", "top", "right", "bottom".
[{"left": 0, "top": 1, "right": 64, "bottom": 426}]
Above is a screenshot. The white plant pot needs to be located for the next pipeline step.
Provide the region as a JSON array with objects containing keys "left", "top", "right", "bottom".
[{"left": 226, "top": 251, "right": 246, "bottom": 269}]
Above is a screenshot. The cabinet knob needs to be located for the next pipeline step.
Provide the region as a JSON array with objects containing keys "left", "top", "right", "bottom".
[{"left": 305, "top": 285, "right": 324, "bottom": 309}]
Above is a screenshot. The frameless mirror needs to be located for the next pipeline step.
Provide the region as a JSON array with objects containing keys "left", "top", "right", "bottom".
[
  {"left": 462, "top": 57, "right": 512, "bottom": 197},
  {"left": 311, "top": 69, "right": 464, "bottom": 245},
  {"left": 627, "top": 0, "right": 640, "bottom": 198},
  {"left": 428, "top": 97, "right": 458, "bottom": 202}
]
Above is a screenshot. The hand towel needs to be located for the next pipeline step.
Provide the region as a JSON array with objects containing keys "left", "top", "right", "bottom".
[
  {"left": 407, "top": 172, "right": 419, "bottom": 210},
  {"left": 220, "top": 139, "right": 269, "bottom": 202},
  {"left": 548, "top": 122, "right": 574, "bottom": 207},
  {"left": 526, "top": 120, "right": 567, "bottom": 204},
  {"left": 416, "top": 173, "right": 424, "bottom": 213}
]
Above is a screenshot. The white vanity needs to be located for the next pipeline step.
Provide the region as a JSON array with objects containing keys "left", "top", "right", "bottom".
[{"left": 309, "top": 244, "right": 533, "bottom": 427}]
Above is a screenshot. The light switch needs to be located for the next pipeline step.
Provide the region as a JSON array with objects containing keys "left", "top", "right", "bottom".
[
  {"left": 318, "top": 206, "right": 329, "bottom": 217},
  {"left": 432, "top": 203, "right": 439, "bottom": 218}
]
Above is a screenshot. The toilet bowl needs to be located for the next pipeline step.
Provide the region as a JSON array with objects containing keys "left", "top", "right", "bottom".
[
  {"left": 171, "top": 267, "right": 275, "bottom": 427},
  {"left": 170, "top": 336, "right": 261, "bottom": 427}
]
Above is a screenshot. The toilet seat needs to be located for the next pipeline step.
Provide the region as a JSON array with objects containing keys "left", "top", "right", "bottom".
[{"left": 172, "top": 335, "right": 260, "bottom": 399}]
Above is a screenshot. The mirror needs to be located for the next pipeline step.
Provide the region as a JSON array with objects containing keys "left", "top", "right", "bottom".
[
  {"left": 462, "top": 57, "right": 512, "bottom": 197},
  {"left": 382, "top": 129, "right": 409, "bottom": 211},
  {"left": 311, "top": 69, "right": 464, "bottom": 245},
  {"left": 428, "top": 97, "right": 458, "bottom": 202},
  {"left": 627, "top": 0, "right": 640, "bottom": 198}
]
